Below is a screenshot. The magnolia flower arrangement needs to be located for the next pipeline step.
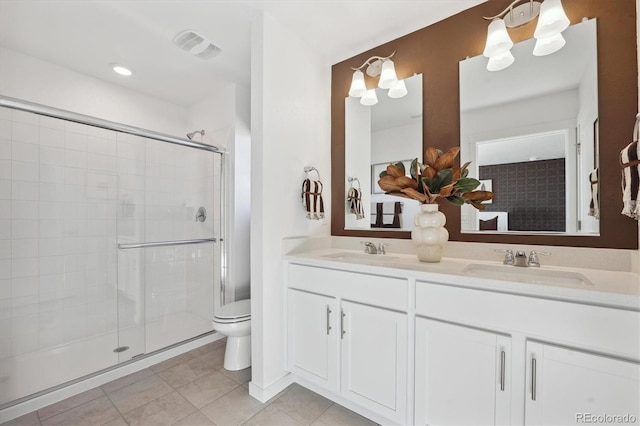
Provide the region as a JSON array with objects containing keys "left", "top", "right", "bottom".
[{"left": 377, "top": 146, "right": 494, "bottom": 209}]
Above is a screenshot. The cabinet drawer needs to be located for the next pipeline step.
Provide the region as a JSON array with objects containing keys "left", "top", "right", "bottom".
[
  {"left": 415, "top": 281, "right": 640, "bottom": 360},
  {"left": 288, "top": 263, "right": 408, "bottom": 311}
]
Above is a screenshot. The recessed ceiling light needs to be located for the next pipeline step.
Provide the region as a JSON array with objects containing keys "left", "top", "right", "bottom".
[{"left": 111, "top": 64, "right": 134, "bottom": 76}]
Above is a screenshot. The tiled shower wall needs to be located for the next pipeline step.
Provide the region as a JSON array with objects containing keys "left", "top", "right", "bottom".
[
  {"left": 0, "top": 106, "right": 219, "bottom": 404},
  {"left": 479, "top": 159, "right": 566, "bottom": 232}
]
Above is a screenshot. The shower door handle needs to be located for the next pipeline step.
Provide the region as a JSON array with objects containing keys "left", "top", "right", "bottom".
[{"left": 118, "top": 238, "right": 216, "bottom": 249}]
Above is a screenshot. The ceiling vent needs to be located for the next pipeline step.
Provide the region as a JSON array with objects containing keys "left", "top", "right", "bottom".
[{"left": 173, "top": 30, "right": 222, "bottom": 60}]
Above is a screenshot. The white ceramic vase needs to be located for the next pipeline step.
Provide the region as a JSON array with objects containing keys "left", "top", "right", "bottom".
[{"left": 411, "top": 203, "right": 449, "bottom": 262}]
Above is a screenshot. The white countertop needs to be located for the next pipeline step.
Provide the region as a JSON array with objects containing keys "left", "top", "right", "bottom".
[{"left": 285, "top": 248, "right": 640, "bottom": 311}]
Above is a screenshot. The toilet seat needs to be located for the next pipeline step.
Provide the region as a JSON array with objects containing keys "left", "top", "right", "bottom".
[{"left": 214, "top": 299, "right": 251, "bottom": 322}]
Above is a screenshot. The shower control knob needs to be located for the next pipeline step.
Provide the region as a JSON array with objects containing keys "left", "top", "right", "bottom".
[{"left": 195, "top": 206, "right": 207, "bottom": 222}]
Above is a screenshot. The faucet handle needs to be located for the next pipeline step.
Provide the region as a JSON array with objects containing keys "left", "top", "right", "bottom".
[
  {"left": 528, "top": 250, "right": 551, "bottom": 267},
  {"left": 494, "top": 249, "right": 514, "bottom": 265},
  {"left": 377, "top": 242, "right": 390, "bottom": 255},
  {"left": 360, "top": 241, "right": 377, "bottom": 254}
]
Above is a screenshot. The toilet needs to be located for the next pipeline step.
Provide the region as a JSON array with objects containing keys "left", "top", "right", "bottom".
[{"left": 212, "top": 299, "right": 251, "bottom": 371}]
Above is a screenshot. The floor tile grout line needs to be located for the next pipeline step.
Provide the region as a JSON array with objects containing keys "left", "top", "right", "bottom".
[
  {"left": 35, "top": 387, "right": 107, "bottom": 423},
  {"left": 311, "top": 401, "right": 335, "bottom": 425}
]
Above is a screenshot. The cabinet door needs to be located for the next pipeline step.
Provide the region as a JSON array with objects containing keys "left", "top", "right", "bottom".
[
  {"left": 341, "top": 301, "right": 408, "bottom": 424},
  {"left": 525, "top": 342, "right": 640, "bottom": 425},
  {"left": 415, "top": 317, "right": 511, "bottom": 425},
  {"left": 287, "top": 289, "right": 338, "bottom": 391}
]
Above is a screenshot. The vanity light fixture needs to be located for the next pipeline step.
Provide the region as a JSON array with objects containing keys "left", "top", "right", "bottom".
[
  {"left": 347, "top": 51, "right": 408, "bottom": 105},
  {"left": 482, "top": 0, "right": 570, "bottom": 71}
]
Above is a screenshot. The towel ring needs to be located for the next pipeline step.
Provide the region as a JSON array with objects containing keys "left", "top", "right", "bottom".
[
  {"left": 348, "top": 176, "right": 361, "bottom": 188},
  {"left": 304, "top": 166, "right": 321, "bottom": 181}
]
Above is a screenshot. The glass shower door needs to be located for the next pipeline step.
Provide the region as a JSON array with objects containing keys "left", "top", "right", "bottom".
[{"left": 115, "top": 133, "right": 219, "bottom": 361}]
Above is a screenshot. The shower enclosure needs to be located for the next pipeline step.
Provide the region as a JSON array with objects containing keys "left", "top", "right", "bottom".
[{"left": 0, "top": 97, "right": 226, "bottom": 407}]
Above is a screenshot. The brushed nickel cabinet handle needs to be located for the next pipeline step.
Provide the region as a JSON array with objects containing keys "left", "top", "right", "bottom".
[
  {"left": 326, "top": 306, "right": 332, "bottom": 335},
  {"left": 500, "top": 350, "right": 506, "bottom": 391},
  {"left": 531, "top": 357, "right": 537, "bottom": 401},
  {"left": 341, "top": 309, "right": 346, "bottom": 339}
]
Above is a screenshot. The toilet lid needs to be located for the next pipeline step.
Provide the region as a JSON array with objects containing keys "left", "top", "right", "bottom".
[{"left": 214, "top": 299, "right": 251, "bottom": 320}]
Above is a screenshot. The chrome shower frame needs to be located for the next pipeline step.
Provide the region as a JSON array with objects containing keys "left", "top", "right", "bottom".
[{"left": 0, "top": 95, "right": 230, "bottom": 406}]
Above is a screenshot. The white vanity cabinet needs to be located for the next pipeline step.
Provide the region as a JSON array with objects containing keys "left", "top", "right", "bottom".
[
  {"left": 414, "top": 318, "right": 511, "bottom": 425},
  {"left": 525, "top": 342, "right": 640, "bottom": 425},
  {"left": 287, "top": 289, "right": 338, "bottom": 392},
  {"left": 286, "top": 264, "right": 409, "bottom": 424}
]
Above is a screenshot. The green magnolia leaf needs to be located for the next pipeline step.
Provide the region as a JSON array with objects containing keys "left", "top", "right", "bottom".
[
  {"left": 379, "top": 170, "right": 388, "bottom": 179},
  {"left": 410, "top": 158, "right": 419, "bottom": 179},
  {"left": 446, "top": 194, "right": 466, "bottom": 206},
  {"left": 394, "top": 161, "right": 406, "bottom": 174},
  {"left": 420, "top": 177, "right": 433, "bottom": 193},
  {"left": 431, "top": 169, "right": 453, "bottom": 192},
  {"left": 454, "top": 177, "right": 480, "bottom": 193}
]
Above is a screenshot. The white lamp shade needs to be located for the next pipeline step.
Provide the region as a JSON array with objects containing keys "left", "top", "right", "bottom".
[
  {"left": 360, "top": 89, "right": 378, "bottom": 106},
  {"left": 378, "top": 60, "right": 398, "bottom": 89},
  {"left": 388, "top": 80, "right": 408, "bottom": 98},
  {"left": 348, "top": 70, "right": 367, "bottom": 97},
  {"left": 533, "top": 32, "right": 566, "bottom": 56},
  {"left": 534, "top": 0, "right": 570, "bottom": 40},
  {"left": 483, "top": 19, "right": 513, "bottom": 58},
  {"left": 486, "top": 50, "right": 515, "bottom": 72}
]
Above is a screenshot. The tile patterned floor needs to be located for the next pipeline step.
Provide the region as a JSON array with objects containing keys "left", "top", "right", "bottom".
[{"left": 2, "top": 340, "right": 377, "bottom": 426}]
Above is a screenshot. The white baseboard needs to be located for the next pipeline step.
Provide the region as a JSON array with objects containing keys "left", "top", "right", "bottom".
[{"left": 248, "top": 372, "right": 294, "bottom": 403}]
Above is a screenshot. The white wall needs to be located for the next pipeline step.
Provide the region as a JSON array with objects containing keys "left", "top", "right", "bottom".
[
  {"left": 0, "top": 48, "right": 187, "bottom": 136},
  {"left": 250, "top": 11, "right": 331, "bottom": 399}
]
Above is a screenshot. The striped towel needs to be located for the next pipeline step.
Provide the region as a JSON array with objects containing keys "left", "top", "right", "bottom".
[
  {"left": 588, "top": 168, "right": 599, "bottom": 219},
  {"left": 301, "top": 178, "right": 325, "bottom": 220},
  {"left": 347, "top": 187, "right": 365, "bottom": 219},
  {"left": 620, "top": 117, "right": 640, "bottom": 220}
]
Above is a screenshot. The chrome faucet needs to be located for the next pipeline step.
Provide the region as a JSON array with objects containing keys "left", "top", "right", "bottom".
[
  {"left": 495, "top": 249, "right": 514, "bottom": 265},
  {"left": 528, "top": 250, "right": 551, "bottom": 267},
  {"left": 514, "top": 251, "right": 528, "bottom": 267},
  {"left": 361, "top": 242, "right": 377, "bottom": 254}
]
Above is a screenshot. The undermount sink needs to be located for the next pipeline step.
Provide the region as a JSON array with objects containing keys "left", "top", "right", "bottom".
[
  {"left": 462, "top": 263, "right": 594, "bottom": 287},
  {"left": 322, "top": 252, "right": 399, "bottom": 263}
]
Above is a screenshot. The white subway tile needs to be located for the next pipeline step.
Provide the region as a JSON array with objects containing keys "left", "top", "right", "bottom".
[
  {"left": 0, "top": 140, "right": 10, "bottom": 160},
  {"left": 0, "top": 159, "right": 10, "bottom": 180},
  {"left": 65, "top": 132, "right": 88, "bottom": 152},
  {"left": 11, "top": 238, "right": 38, "bottom": 259},
  {"left": 12, "top": 160, "right": 39, "bottom": 182},
  {"left": 12, "top": 200, "right": 38, "bottom": 221},
  {"left": 0, "top": 120, "right": 10, "bottom": 141},
  {"left": 64, "top": 121, "right": 89, "bottom": 135},
  {"left": 87, "top": 126, "right": 116, "bottom": 141},
  {"left": 0, "top": 259, "right": 10, "bottom": 279},
  {"left": 12, "top": 180, "right": 38, "bottom": 201},
  {"left": 12, "top": 121, "right": 39, "bottom": 144},
  {"left": 39, "top": 201, "right": 64, "bottom": 220},
  {"left": 12, "top": 257, "right": 38, "bottom": 277},
  {"left": 38, "top": 219, "right": 62, "bottom": 238},
  {"left": 0, "top": 108, "right": 11, "bottom": 120},
  {"left": 39, "top": 164, "right": 64, "bottom": 183},
  {"left": 0, "top": 180, "right": 9, "bottom": 199},
  {"left": 39, "top": 256, "right": 64, "bottom": 275},
  {"left": 64, "top": 150, "right": 87, "bottom": 169},
  {"left": 0, "top": 239, "right": 9, "bottom": 259},
  {"left": 0, "top": 220, "right": 9, "bottom": 240},
  {"left": 12, "top": 219, "right": 38, "bottom": 239},
  {"left": 0, "top": 200, "right": 9, "bottom": 220},
  {"left": 12, "top": 276, "right": 38, "bottom": 298},
  {"left": 39, "top": 127, "right": 66, "bottom": 149},
  {"left": 39, "top": 115, "right": 66, "bottom": 131},
  {"left": 40, "top": 146, "right": 65, "bottom": 166},
  {"left": 64, "top": 167, "right": 87, "bottom": 186},
  {"left": 87, "top": 153, "right": 111, "bottom": 172},
  {"left": 12, "top": 110, "right": 39, "bottom": 125},
  {"left": 0, "top": 278, "right": 10, "bottom": 299}
]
